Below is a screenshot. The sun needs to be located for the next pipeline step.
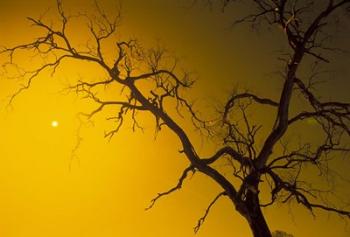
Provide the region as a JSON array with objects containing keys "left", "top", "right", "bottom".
[{"left": 51, "top": 120, "right": 59, "bottom": 128}]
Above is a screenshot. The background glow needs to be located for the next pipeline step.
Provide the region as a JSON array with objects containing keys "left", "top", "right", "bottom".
[{"left": 0, "top": 1, "right": 349, "bottom": 237}]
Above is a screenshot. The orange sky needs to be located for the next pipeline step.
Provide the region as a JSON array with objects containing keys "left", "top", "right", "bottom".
[{"left": 0, "top": 1, "right": 350, "bottom": 237}]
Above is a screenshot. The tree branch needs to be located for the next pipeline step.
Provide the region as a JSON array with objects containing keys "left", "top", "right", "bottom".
[
  {"left": 194, "top": 192, "right": 227, "bottom": 233},
  {"left": 145, "top": 165, "right": 195, "bottom": 210}
]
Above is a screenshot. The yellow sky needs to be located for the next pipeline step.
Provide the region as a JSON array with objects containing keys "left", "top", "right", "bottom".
[{"left": 0, "top": 0, "right": 350, "bottom": 237}]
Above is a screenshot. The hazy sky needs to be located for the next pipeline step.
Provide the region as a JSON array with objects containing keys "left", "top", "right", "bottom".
[{"left": 0, "top": 1, "right": 350, "bottom": 237}]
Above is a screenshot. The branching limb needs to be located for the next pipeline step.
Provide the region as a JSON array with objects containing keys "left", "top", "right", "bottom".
[
  {"left": 222, "top": 96, "right": 263, "bottom": 162},
  {"left": 7, "top": 54, "right": 72, "bottom": 105},
  {"left": 194, "top": 191, "right": 227, "bottom": 233},
  {"left": 308, "top": 203, "right": 350, "bottom": 218},
  {"left": 292, "top": 77, "right": 350, "bottom": 136},
  {"left": 223, "top": 92, "right": 279, "bottom": 120},
  {"left": 202, "top": 146, "right": 249, "bottom": 166},
  {"left": 145, "top": 165, "right": 195, "bottom": 210},
  {"left": 263, "top": 169, "right": 350, "bottom": 219}
]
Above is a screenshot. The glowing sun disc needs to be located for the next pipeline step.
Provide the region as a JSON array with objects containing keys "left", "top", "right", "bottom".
[{"left": 51, "top": 120, "right": 59, "bottom": 127}]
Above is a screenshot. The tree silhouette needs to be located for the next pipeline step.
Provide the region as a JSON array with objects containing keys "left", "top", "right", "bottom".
[{"left": 1, "top": 0, "right": 350, "bottom": 237}]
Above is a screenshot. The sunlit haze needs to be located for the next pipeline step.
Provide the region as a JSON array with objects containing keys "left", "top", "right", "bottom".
[{"left": 0, "top": 1, "right": 349, "bottom": 237}]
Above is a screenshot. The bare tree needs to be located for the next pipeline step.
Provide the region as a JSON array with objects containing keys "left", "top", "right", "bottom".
[{"left": 1, "top": 1, "right": 350, "bottom": 237}]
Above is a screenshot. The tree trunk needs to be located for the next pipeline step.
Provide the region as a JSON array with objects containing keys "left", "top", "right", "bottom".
[
  {"left": 245, "top": 192, "right": 272, "bottom": 237},
  {"left": 247, "top": 210, "right": 272, "bottom": 237}
]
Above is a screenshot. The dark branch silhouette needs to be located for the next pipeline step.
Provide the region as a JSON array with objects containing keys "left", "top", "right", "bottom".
[{"left": 194, "top": 191, "right": 226, "bottom": 233}]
